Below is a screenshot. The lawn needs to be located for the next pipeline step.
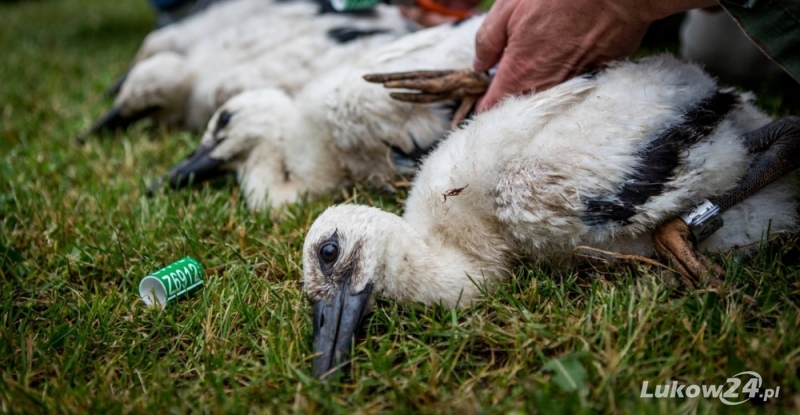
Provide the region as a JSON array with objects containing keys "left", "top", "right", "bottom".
[{"left": 2, "top": 0, "right": 800, "bottom": 413}]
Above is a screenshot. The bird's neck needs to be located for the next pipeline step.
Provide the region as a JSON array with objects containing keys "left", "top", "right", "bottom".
[
  {"left": 236, "top": 117, "right": 349, "bottom": 210},
  {"left": 376, "top": 213, "right": 505, "bottom": 308},
  {"left": 237, "top": 142, "right": 297, "bottom": 211},
  {"left": 238, "top": 158, "right": 272, "bottom": 211}
]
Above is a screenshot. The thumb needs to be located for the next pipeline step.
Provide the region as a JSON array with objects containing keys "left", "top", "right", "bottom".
[{"left": 475, "top": 55, "right": 525, "bottom": 112}]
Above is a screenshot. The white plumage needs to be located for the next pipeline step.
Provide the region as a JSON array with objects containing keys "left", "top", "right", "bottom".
[
  {"left": 302, "top": 55, "right": 799, "bottom": 309},
  {"left": 133, "top": 0, "right": 279, "bottom": 63},
  {"left": 171, "top": 17, "right": 482, "bottom": 207},
  {"left": 108, "top": 2, "right": 410, "bottom": 131}
]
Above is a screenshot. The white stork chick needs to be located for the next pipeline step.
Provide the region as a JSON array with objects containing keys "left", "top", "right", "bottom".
[
  {"left": 84, "top": 3, "right": 410, "bottom": 135},
  {"left": 133, "top": 0, "right": 277, "bottom": 63},
  {"left": 104, "top": 0, "right": 281, "bottom": 97},
  {"left": 301, "top": 55, "right": 800, "bottom": 377},
  {"left": 161, "top": 16, "right": 484, "bottom": 207}
]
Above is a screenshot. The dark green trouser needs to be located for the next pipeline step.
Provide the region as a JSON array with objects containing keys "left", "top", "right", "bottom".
[{"left": 720, "top": 0, "right": 800, "bottom": 83}]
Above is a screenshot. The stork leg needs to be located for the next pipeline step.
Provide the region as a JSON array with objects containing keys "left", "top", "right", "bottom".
[
  {"left": 363, "top": 70, "right": 490, "bottom": 128},
  {"left": 710, "top": 116, "right": 800, "bottom": 211},
  {"left": 653, "top": 116, "right": 800, "bottom": 290}
]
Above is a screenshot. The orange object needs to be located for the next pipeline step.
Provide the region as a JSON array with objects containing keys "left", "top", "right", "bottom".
[{"left": 416, "top": 0, "right": 472, "bottom": 19}]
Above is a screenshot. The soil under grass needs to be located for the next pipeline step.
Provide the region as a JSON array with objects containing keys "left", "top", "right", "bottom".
[{"left": 2, "top": 0, "right": 800, "bottom": 413}]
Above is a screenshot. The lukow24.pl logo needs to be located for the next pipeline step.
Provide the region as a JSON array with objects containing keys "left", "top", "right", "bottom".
[{"left": 640, "top": 372, "right": 780, "bottom": 405}]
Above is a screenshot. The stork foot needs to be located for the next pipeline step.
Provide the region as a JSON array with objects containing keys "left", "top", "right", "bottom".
[
  {"left": 364, "top": 69, "right": 490, "bottom": 128},
  {"left": 653, "top": 218, "right": 726, "bottom": 290}
]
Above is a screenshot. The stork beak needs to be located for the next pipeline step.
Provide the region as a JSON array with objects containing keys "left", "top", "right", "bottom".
[
  {"left": 78, "top": 106, "right": 124, "bottom": 141},
  {"left": 78, "top": 105, "right": 159, "bottom": 141},
  {"left": 105, "top": 70, "right": 129, "bottom": 98},
  {"left": 312, "top": 279, "right": 373, "bottom": 379},
  {"left": 155, "top": 144, "right": 227, "bottom": 192}
]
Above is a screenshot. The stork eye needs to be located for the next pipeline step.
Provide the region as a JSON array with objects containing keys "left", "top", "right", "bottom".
[
  {"left": 319, "top": 242, "right": 339, "bottom": 264},
  {"left": 213, "top": 110, "right": 233, "bottom": 136},
  {"left": 218, "top": 111, "right": 233, "bottom": 128}
]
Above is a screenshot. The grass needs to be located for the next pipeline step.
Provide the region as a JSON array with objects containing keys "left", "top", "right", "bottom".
[{"left": 2, "top": 0, "right": 800, "bottom": 413}]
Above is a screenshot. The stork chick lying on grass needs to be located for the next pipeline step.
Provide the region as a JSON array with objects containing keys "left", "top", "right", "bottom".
[
  {"left": 106, "top": 0, "right": 281, "bottom": 96},
  {"left": 133, "top": 0, "right": 278, "bottom": 63},
  {"left": 152, "top": 16, "right": 484, "bottom": 208},
  {"left": 81, "top": 2, "right": 409, "bottom": 138},
  {"left": 301, "top": 55, "right": 800, "bottom": 378}
]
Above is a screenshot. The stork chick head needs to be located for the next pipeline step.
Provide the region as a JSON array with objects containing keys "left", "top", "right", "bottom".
[
  {"left": 303, "top": 204, "right": 410, "bottom": 378},
  {"left": 160, "top": 88, "right": 294, "bottom": 192},
  {"left": 82, "top": 52, "right": 194, "bottom": 139},
  {"left": 116, "top": 52, "right": 193, "bottom": 123}
]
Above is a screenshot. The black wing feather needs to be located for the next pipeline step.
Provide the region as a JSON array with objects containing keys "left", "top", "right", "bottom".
[
  {"left": 327, "top": 27, "right": 391, "bottom": 44},
  {"left": 582, "top": 91, "right": 738, "bottom": 226}
]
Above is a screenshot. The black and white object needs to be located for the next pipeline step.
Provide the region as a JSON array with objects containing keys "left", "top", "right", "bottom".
[{"left": 680, "top": 199, "right": 724, "bottom": 242}]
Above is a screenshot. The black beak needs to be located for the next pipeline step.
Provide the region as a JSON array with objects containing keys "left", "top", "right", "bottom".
[
  {"left": 385, "top": 133, "right": 434, "bottom": 170},
  {"left": 312, "top": 279, "right": 373, "bottom": 379},
  {"left": 77, "top": 105, "right": 159, "bottom": 142},
  {"left": 105, "top": 70, "right": 129, "bottom": 98},
  {"left": 147, "top": 144, "right": 227, "bottom": 196}
]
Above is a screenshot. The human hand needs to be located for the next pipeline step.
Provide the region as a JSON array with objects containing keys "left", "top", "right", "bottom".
[{"left": 473, "top": 0, "right": 717, "bottom": 111}]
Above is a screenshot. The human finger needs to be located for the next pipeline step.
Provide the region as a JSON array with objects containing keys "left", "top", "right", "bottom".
[{"left": 473, "top": 0, "right": 514, "bottom": 72}]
